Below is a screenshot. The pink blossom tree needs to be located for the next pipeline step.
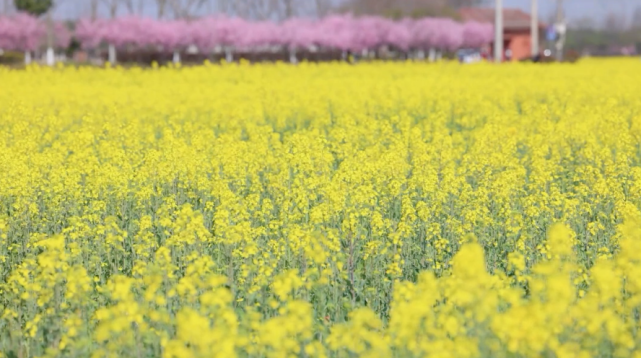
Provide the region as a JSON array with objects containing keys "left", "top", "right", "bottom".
[
  {"left": 433, "top": 18, "right": 464, "bottom": 52},
  {"left": 0, "top": 13, "right": 45, "bottom": 64},
  {"left": 217, "top": 17, "right": 248, "bottom": 62},
  {"left": 102, "top": 16, "right": 142, "bottom": 63},
  {"left": 53, "top": 22, "right": 72, "bottom": 50},
  {"left": 189, "top": 16, "right": 248, "bottom": 62},
  {"left": 383, "top": 18, "right": 412, "bottom": 53},
  {"left": 85, "top": 16, "right": 160, "bottom": 64},
  {"left": 0, "top": 17, "right": 18, "bottom": 52},
  {"left": 74, "top": 18, "right": 107, "bottom": 51},
  {"left": 154, "top": 19, "right": 192, "bottom": 63},
  {"left": 462, "top": 21, "right": 494, "bottom": 49},
  {"left": 409, "top": 18, "right": 437, "bottom": 60},
  {"left": 409, "top": 18, "right": 465, "bottom": 61},
  {"left": 189, "top": 16, "right": 222, "bottom": 55},
  {"left": 237, "top": 20, "right": 281, "bottom": 52},
  {"left": 66, "top": 14, "right": 490, "bottom": 65},
  {"left": 280, "top": 18, "right": 319, "bottom": 63},
  {"left": 316, "top": 14, "right": 359, "bottom": 60},
  {"left": 351, "top": 16, "right": 386, "bottom": 54}
]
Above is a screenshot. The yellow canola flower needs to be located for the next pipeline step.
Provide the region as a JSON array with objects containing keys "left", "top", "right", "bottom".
[{"left": 0, "top": 59, "right": 640, "bottom": 357}]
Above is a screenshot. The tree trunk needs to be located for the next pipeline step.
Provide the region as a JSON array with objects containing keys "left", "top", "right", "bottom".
[
  {"left": 284, "top": 0, "right": 294, "bottom": 19},
  {"left": 45, "top": 11, "right": 55, "bottom": 66},
  {"left": 90, "top": 0, "right": 98, "bottom": 20},
  {"left": 314, "top": 0, "right": 330, "bottom": 18},
  {"left": 110, "top": 1, "right": 117, "bottom": 18},
  {"left": 108, "top": 44, "right": 117, "bottom": 64},
  {"left": 46, "top": 48, "right": 55, "bottom": 66},
  {"left": 158, "top": 0, "right": 166, "bottom": 18},
  {"left": 428, "top": 48, "right": 436, "bottom": 62},
  {"left": 289, "top": 48, "right": 298, "bottom": 64},
  {"left": 225, "top": 47, "right": 233, "bottom": 63}
]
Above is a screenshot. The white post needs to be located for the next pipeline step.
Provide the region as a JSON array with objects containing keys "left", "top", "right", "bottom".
[
  {"left": 494, "top": 0, "right": 504, "bottom": 63},
  {"left": 428, "top": 48, "right": 436, "bottom": 62},
  {"left": 531, "top": 0, "right": 539, "bottom": 57},
  {"left": 225, "top": 47, "right": 233, "bottom": 63},
  {"left": 289, "top": 47, "right": 298, "bottom": 64},
  {"left": 173, "top": 50, "right": 181, "bottom": 64},
  {"left": 45, "top": 47, "right": 55, "bottom": 66},
  {"left": 24, "top": 51, "right": 32, "bottom": 65},
  {"left": 108, "top": 44, "right": 117, "bottom": 64}
]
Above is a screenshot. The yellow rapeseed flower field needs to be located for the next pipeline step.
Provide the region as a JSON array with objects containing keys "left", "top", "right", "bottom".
[{"left": 1, "top": 59, "right": 641, "bottom": 358}]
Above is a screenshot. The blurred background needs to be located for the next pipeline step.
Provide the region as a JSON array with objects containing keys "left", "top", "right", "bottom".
[{"left": 0, "top": 0, "right": 639, "bottom": 66}]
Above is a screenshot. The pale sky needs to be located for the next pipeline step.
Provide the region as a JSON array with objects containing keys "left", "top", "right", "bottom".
[
  {"left": 502, "top": 0, "right": 639, "bottom": 26},
  {"left": 51, "top": 0, "right": 641, "bottom": 27}
]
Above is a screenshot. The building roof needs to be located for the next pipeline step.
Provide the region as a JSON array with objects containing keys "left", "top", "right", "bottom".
[{"left": 459, "top": 7, "right": 545, "bottom": 30}]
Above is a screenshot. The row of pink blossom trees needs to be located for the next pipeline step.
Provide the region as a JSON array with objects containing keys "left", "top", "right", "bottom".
[
  {"left": 0, "top": 13, "right": 71, "bottom": 64},
  {"left": 1, "top": 13, "right": 494, "bottom": 65}
]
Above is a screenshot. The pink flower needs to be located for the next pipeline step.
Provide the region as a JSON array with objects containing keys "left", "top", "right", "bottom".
[{"left": 0, "top": 13, "right": 45, "bottom": 51}]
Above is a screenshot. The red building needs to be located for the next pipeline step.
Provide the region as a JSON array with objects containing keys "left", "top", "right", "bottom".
[{"left": 459, "top": 7, "right": 545, "bottom": 61}]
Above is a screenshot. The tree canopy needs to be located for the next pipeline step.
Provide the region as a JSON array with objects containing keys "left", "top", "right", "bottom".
[{"left": 13, "top": 0, "right": 53, "bottom": 17}]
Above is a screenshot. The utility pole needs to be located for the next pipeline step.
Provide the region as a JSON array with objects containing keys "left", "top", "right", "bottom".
[
  {"left": 494, "top": 0, "right": 503, "bottom": 63},
  {"left": 554, "top": 0, "right": 566, "bottom": 61},
  {"left": 531, "top": 0, "right": 539, "bottom": 57}
]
